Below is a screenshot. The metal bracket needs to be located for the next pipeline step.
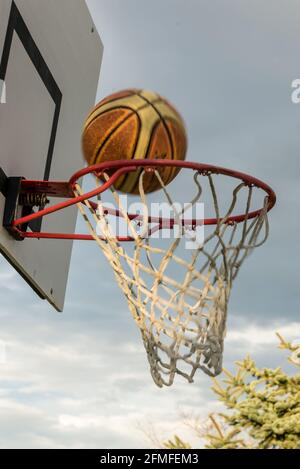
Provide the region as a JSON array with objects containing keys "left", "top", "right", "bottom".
[
  {"left": 2, "top": 175, "right": 24, "bottom": 240},
  {"left": 0, "top": 167, "right": 42, "bottom": 240}
]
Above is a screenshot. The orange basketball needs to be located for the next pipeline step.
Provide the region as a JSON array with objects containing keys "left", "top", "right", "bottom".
[{"left": 82, "top": 89, "right": 187, "bottom": 194}]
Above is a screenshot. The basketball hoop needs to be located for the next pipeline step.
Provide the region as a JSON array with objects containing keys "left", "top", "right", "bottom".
[{"left": 3, "top": 160, "right": 276, "bottom": 386}]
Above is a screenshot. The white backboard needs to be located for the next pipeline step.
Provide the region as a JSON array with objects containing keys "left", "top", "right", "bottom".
[{"left": 0, "top": 0, "right": 103, "bottom": 311}]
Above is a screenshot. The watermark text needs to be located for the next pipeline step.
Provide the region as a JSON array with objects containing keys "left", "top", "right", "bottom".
[{"left": 95, "top": 197, "right": 205, "bottom": 249}]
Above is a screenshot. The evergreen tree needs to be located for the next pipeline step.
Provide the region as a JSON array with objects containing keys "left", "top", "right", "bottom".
[{"left": 164, "top": 334, "right": 300, "bottom": 449}]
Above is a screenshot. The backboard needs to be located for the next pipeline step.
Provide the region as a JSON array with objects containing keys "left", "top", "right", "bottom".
[{"left": 0, "top": 0, "right": 103, "bottom": 311}]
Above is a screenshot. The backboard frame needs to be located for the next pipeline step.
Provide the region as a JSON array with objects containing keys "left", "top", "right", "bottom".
[
  {"left": 0, "top": 0, "right": 103, "bottom": 311},
  {"left": 0, "top": 1, "right": 62, "bottom": 193}
]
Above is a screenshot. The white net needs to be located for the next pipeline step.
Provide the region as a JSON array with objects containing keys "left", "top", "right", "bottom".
[{"left": 75, "top": 168, "right": 269, "bottom": 387}]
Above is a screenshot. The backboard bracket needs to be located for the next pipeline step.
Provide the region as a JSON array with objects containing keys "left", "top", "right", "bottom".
[
  {"left": 0, "top": 166, "right": 46, "bottom": 298},
  {"left": 3, "top": 175, "right": 23, "bottom": 240},
  {"left": 1, "top": 167, "right": 48, "bottom": 240}
]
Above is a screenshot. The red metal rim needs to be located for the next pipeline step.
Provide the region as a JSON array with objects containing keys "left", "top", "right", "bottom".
[
  {"left": 11, "top": 159, "right": 276, "bottom": 241},
  {"left": 69, "top": 159, "right": 276, "bottom": 224}
]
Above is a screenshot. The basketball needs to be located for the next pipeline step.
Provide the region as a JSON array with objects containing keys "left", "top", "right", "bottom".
[{"left": 82, "top": 89, "right": 187, "bottom": 194}]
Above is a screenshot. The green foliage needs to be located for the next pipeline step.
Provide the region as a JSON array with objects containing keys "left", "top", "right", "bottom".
[
  {"left": 164, "top": 435, "right": 191, "bottom": 449},
  {"left": 163, "top": 333, "right": 300, "bottom": 450},
  {"left": 204, "top": 414, "right": 248, "bottom": 449}
]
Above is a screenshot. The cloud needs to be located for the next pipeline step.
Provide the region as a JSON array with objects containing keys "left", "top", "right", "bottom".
[
  {"left": 227, "top": 321, "right": 300, "bottom": 347},
  {"left": 0, "top": 310, "right": 298, "bottom": 448}
]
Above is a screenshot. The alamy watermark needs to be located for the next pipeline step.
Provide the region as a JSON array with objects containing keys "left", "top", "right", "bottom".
[
  {"left": 0, "top": 79, "right": 6, "bottom": 103},
  {"left": 291, "top": 79, "right": 300, "bottom": 103},
  {"left": 95, "top": 197, "right": 205, "bottom": 249}
]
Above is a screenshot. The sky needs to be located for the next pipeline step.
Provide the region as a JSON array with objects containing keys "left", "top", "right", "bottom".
[{"left": 0, "top": 0, "right": 300, "bottom": 448}]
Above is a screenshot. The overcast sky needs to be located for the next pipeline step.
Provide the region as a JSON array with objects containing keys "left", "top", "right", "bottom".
[{"left": 0, "top": 0, "right": 300, "bottom": 448}]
